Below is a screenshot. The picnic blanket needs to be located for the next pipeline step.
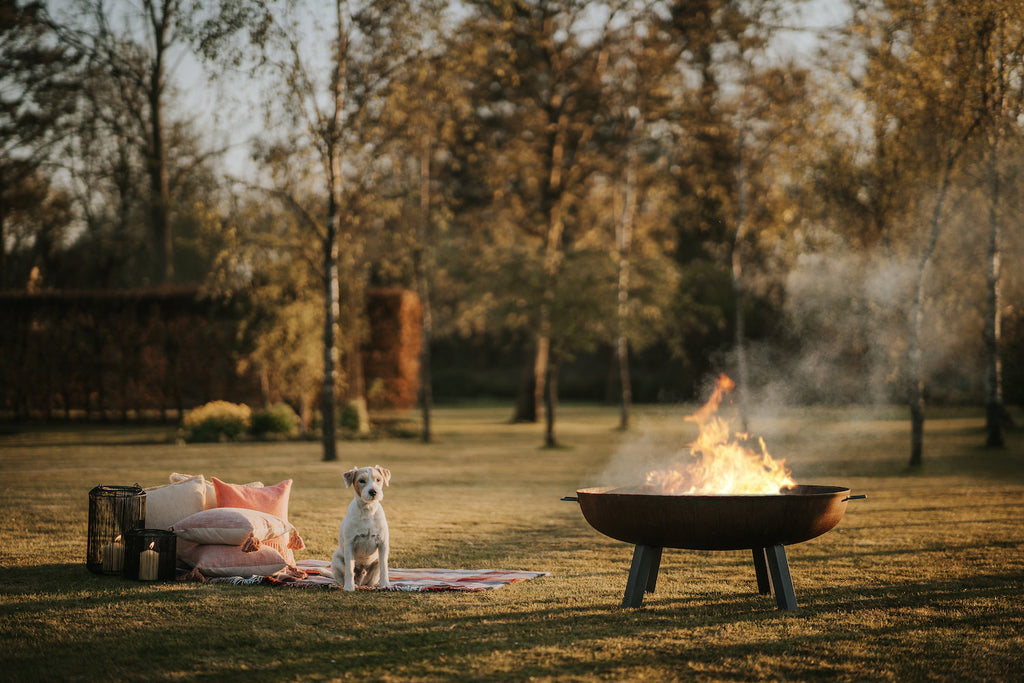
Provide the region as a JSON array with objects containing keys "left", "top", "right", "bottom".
[{"left": 187, "top": 560, "right": 549, "bottom": 592}]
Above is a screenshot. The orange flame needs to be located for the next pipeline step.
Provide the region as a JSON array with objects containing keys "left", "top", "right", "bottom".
[{"left": 645, "top": 374, "right": 796, "bottom": 495}]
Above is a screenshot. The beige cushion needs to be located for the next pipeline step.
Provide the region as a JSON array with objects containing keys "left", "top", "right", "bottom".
[
  {"left": 144, "top": 476, "right": 207, "bottom": 530},
  {"left": 170, "top": 507, "right": 294, "bottom": 547}
]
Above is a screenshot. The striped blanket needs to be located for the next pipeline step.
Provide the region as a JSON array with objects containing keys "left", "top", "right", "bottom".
[{"left": 198, "top": 560, "right": 549, "bottom": 592}]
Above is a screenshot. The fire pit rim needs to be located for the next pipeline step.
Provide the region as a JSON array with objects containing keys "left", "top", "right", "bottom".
[
  {"left": 572, "top": 483, "right": 855, "bottom": 551},
  {"left": 575, "top": 483, "right": 851, "bottom": 498}
]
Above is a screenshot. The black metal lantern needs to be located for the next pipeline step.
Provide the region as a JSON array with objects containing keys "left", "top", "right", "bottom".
[
  {"left": 86, "top": 485, "right": 146, "bottom": 575},
  {"left": 123, "top": 529, "right": 177, "bottom": 581}
]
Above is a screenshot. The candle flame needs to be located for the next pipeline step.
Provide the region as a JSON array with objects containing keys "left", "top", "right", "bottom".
[
  {"left": 645, "top": 374, "right": 796, "bottom": 495},
  {"left": 148, "top": 542, "right": 155, "bottom": 550}
]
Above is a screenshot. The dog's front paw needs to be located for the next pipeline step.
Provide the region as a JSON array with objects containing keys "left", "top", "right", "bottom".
[
  {"left": 379, "top": 579, "right": 391, "bottom": 589},
  {"left": 342, "top": 582, "right": 356, "bottom": 591}
]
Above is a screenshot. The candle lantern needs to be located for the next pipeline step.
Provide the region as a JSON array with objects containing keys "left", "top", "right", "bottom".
[
  {"left": 87, "top": 485, "right": 146, "bottom": 575},
  {"left": 123, "top": 529, "right": 177, "bottom": 581}
]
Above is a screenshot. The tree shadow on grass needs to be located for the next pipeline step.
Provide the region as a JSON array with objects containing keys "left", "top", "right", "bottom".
[
  {"left": 284, "top": 570, "right": 1024, "bottom": 680},
  {"left": 5, "top": 552, "right": 1023, "bottom": 682}
]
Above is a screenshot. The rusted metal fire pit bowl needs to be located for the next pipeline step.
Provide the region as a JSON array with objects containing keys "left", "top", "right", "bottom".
[
  {"left": 566, "top": 484, "right": 862, "bottom": 610},
  {"left": 576, "top": 484, "right": 851, "bottom": 550}
]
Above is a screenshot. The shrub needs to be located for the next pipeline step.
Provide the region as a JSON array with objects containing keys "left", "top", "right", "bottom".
[
  {"left": 338, "top": 402, "right": 361, "bottom": 432},
  {"left": 250, "top": 403, "right": 300, "bottom": 439},
  {"left": 182, "top": 401, "right": 252, "bottom": 443}
]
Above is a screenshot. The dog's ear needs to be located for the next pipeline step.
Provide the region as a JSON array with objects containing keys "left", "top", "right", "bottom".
[
  {"left": 375, "top": 465, "right": 391, "bottom": 487},
  {"left": 343, "top": 468, "right": 359, "bottom": 488}
]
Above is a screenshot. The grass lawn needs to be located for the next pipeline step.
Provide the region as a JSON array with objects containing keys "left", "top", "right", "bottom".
[{"left": 1, "top": 403, "right": 1023, "bottom": 682}]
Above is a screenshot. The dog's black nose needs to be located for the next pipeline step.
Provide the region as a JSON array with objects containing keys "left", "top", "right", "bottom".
[{"left": 368, "top": 489, "right": 377, "bottom": 498}]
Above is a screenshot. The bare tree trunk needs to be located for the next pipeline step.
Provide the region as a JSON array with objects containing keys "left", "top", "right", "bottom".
[
  {"left": 416, "top": 137, "right": 434, "bottom": 443},
  {"left": 321, "top": 0, "right": 349, "bottom": 462},
  {"left": 544, "top": 350, "right": 560, "bottom": 448},
  {"left": 515, "top": 103, "right": 566, "bottom": 428},
  {"left": 983, "top": 187, "right": 1004, "bottom": 448},
  {"left": 908, "top": 287, "right": 926, "bottom": 468},
  {"left": 615, "top": 122, "right": 638, "bottom": 431},
  {"left": 616, "top": 335, "right": 632, "bottom": 430},
  {"left": 533, "top": 103, "right": 570, "bottom": 445},
  {"left": 147, "top": 91, "right": 171, "bottom": 284},
  {"left": 732, "top": 136, "right": 750, "bottom": 433},
  {"left": 144, "top": 0, "right": 173, "bottom": 285},
  {"left": 908, "top": 167, "right": 953, "bottom": 468},
  {"left": 536, "top": 209, "right": 561, "bottom": 443},
  {"left": 321, "top": 225, "right": 339, "bottom": 461},
  {"left": 511, "top": 353, "right": 536, "bottom": 423},
  {"left": 534, "top": 310, "right": 552, "bottom": 430},
  {"left": 983, "top": 30, "right": 1008, "bottom": 448},
  {"left": 0, "top": 200, "right": 7, "bottom": 288}
]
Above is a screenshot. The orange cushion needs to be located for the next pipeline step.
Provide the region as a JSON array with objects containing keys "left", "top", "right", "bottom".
[{"left": 212, "top": 478, "right": 292, "bottom": 521}]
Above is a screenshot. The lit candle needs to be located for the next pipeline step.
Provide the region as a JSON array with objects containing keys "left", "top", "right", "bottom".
[
  {"left": 102, "top": 535, "right": 124, "bottom": 574},
  {"left": 138, "top": 541, "right": 159, "bottom": 581}
]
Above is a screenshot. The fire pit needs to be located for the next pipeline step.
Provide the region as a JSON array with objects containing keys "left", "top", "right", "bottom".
[
  {"left": 564, "top": 485, "right": 862, "bottom": 609},
  {"left": 575, "top": 374, "right": 865, "bottom": 609}
]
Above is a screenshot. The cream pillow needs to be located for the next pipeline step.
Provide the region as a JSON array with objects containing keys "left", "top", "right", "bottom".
[
  {"left": 145, "top": 476, "right": 207, "bottom": 530},
  {"left": 171, "top": 507, "right": 294, "bottom": 547},
  {"left": 178, "top": 544, "right": 287, "bottom": 577},
  {"left": 170, "top": 472, "right": 264, "bottom": 509}
]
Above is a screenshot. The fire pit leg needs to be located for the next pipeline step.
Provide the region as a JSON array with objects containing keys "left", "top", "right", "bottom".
[
  {"left": 764, "top": 544, "right": 798, "bottom": 610},
  {"left": 622, "top": 544, "right": 662, "bottom": 608},
  {"left": 752, "top": 548, "right": 771, "bottom": 595}
]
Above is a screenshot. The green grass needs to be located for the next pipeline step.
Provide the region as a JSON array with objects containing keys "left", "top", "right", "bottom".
[{"left": 2, "top": 404, "right": 1023, "bottom": 682}]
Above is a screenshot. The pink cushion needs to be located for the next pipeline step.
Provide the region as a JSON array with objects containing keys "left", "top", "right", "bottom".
[
  {"left": 211, "top": 478, "right": 296, "bottom": 565},
  {"left": 212, "top": 478, "right": 291, "bottom": 521},
  {"left": 178, "top": 544, "right": 287, "bottom": 577},
  {"left": 170, "top": 507, "right": 294, "bottom": 546}
]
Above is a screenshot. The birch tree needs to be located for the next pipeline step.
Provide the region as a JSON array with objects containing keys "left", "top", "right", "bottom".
[
  {"left": 854, "top": 0, "right": 990, "bottom": 466},
  {"left": 200, "top": 0, "right": 444, "bottom": 460},
  {"left": 975, "top": 1, "right": 1024, "bottom": 448}
]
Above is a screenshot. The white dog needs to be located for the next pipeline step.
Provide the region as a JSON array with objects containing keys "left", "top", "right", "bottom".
[{"left": 328, "top": 465, "right": 391, "bottom": 591}]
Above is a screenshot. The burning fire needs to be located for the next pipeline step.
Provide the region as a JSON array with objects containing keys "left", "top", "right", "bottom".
[{"left": 645, "top": 374, "right": 796, "bottom": 495}]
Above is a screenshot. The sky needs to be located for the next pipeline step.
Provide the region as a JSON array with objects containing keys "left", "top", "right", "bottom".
[{"left": 167, "top": 0, "right": 854, "bottom": 181}]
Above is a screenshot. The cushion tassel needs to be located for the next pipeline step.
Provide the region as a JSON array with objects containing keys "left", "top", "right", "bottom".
[
  {"left": 241, "top": 531, "right": 261, "bottom": 553},
  {"left": 177, "top": 567, "right": 207, "bottom": 583},
  {"left": 277, "top": 564, "right": 308, "bottom": 581},
  {"left": 288, "top": 530, "right": 305, "bottom": 551}
]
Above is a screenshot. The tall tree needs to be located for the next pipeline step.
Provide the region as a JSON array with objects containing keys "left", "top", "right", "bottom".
[
  {"left": 201, "top": 0, "right": 446, "bottom": 460},
  {"left": 0, "top": 0, "right": 78, "bottom": 289},
  {"left": 596, "top": 16, "right": 687, "bottom": 431},
  {"left": 376, "top": 47, "right": 472, "bottom": 443},
  {"left": 975, "top": 1, "right": 1024, "bottom": 447},
  {"left": 460, "top": 0, "right": 632, "bottom": 446},
  {"left": 852, "top": 0, "right": 989, "bottom": 466},
  {"left": 51, "top": 0, "right": 194, "bottom": 285},
  {"left": 653, "top": 0, "right": 792, "bottom": 416}
]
